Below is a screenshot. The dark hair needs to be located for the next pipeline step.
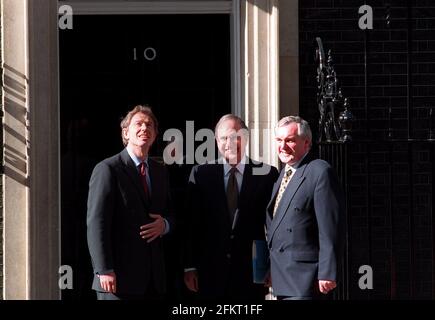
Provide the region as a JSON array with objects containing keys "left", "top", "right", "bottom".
[{"left": 120, "top": 105, "right": 159, "bottom": 146}]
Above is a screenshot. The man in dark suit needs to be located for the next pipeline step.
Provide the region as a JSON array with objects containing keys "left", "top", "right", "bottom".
[
  {"left": 87, "top": 105, "right": 174, "bottom": 300},
  {"left": 266, "top": 116, "right": 345, "bottom": 300},
  {"left": 183, "top": 114, "right": 279, "bottom": 300}
]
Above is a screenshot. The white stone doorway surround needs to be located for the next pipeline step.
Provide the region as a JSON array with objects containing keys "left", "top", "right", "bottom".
[{"left": 1, "top": 0, "right": 299, "bottom": 299}]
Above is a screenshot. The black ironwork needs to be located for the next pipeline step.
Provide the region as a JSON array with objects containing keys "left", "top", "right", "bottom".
[
  {"left": 338, "top": 99, "right": 353, "bottom": 142},
  {"left": 315, "top": 37, "right": 353, "bottom": 143},
  {"left": 315, "top": 36, "right": 435, "bottom": 299},
  {"left": 385, "top": 3, "right": 391, "bottom": 28},
  {"left": 315, "top": 38, "right": 354, "bottom": 300}
]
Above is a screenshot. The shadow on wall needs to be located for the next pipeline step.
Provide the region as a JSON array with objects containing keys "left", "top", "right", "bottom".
[{"left": 2, "top": 64, "right": 29, "bottom": 187}]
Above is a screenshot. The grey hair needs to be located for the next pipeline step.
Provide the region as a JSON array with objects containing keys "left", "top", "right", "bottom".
[
  {"left": 214, "top": 114, "right": 248, "bottom": 135},
  {"left": 276, "top": 116, "right": 312, "bottom": 146}
]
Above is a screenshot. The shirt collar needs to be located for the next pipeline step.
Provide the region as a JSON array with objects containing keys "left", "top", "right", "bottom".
[
  {"left": 126, "top": 147, "right": 149, "bottom": 167},
  {"left": 286, "top": 152, "right": 308, "bottom": 172},
  {"left": 223, "top": 155, "right": 247, "bottom": 176}
]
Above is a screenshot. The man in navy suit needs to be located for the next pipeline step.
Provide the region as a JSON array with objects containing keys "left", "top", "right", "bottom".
[
  {"left": 266, "top": 116, "right": 345, "bottom": 300},
  {"left": 183, "top": 114, "right": 279, "bottom": 300},
  {"left": 87, "top": 105, "right": 174, "bottom": 300}
]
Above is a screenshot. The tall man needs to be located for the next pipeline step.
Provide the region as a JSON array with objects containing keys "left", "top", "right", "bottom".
[
  {"left": 266, "top": 116, "right": 345, "bottom": 300},
  {"left": 87, "top": 105, "right": 174, "bottom": 300},
  {"left": 184, "top": 114, "right": 279, "bottom": 300}
]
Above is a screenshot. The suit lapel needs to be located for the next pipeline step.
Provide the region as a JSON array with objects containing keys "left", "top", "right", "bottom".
[
  {"left": 212, "top": 162, "right": 226, "bottom": 203},
  {"left": 234, "top": 160, "right": 254, "bottom": 231},
  {"left": 214, "top": 162, "right": 234, "bottom": 230},
  {"left": 267, "top": 161, "right": 308, "bottom": 243},
  {"left": 238, "top": 160, "right": 252, "bottom": 208},
  {"left": 148, "top": 158, "right": 158, "bottom": 198},
  {"left": 120, "top": 149, "right": 150, "bottom": 209}
]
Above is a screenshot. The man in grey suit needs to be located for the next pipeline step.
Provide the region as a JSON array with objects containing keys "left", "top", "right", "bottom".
[
  {"left": 87, "top": 105, "right": 174, "bottom": 300},
  {"left": 266, "top": 116, "right": 345, "bottom": 300}
]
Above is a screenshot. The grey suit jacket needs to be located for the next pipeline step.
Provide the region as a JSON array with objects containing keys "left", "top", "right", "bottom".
[
  {"left": 266, "top": 153, "right": 345, "bottom": 297},
  {"left": 87, "top": 149, "right": 174, "bottom": 295}
]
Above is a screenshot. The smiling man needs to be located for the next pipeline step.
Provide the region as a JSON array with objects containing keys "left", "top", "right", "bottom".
[
  {"left": 87, "top": 105, "right": 174, "bottom": 300},
  {"left": 183, "top": 114, "right": 278, "bottom": 300},
  {"left": 266, "top": 116, "right": 345, "bottom": 300}
]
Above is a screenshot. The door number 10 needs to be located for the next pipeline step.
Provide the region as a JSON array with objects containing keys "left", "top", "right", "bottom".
[{"left": 133, "top": 47, "right": 157, "bottom": 61}]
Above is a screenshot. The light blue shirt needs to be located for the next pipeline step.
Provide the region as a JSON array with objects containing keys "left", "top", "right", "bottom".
[
  {"left": 126, "top": 147, "right": 152, "bottom": 193},
  {"left": 126, "top": 147, "right": 169, "bottom": 235},
  {"left": 286, "top": 152, "right": 309, "bottom": 175},
  {"left": 222, "top": 156, "right": 246, "bottom": 192}
]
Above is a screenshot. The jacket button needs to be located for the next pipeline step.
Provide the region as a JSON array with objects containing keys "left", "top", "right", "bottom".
[
  {"left": 230, "top": 235, "right": 234, "bottom": 239},
  {"left": 279, "top": 248, "right": 284, "bottom": 253},
  {"left": 226, "top": 253, "right": 231, "bottom": 259}
]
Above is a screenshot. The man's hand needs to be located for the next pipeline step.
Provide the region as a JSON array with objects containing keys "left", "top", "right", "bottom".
[
  {"left": 318, "top": 280, "right": 337, "bottom": 294},
  {"left": 98, "top": 272, "right": 116, "bottom": 293},
  {"left": 140, "top": 214, "right": 165, "bottom": 243},
  {"left": 184, "top": 270, "right": 199, "bottom": 292}
]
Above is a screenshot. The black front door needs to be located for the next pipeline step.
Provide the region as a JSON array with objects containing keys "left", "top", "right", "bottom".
[{"left": 59, "top": 14, "right": 231, "bottom": 299}]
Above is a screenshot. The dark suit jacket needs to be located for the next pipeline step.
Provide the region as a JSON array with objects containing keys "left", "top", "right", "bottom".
[
  {"left": 266, "top": 153, "right": 345, "bottom": 298},
  {"left": 184, "top": 158, "right": 279, "bottom": 300},
  {"left": 87, "top": 149, "right": 174, "bottom": 295}
]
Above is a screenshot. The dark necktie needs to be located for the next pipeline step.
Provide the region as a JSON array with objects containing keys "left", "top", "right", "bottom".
[
  {"left": 139, "top": 162, "right": 149, "bottom": 198},
  {"left": 226, "top": 167, "right": 239, "bottom": 224}
]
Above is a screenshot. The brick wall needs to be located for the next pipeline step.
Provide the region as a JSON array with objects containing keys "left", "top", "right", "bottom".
[{"left": 299, "top": 0, "right": 435, "bottom": 299}]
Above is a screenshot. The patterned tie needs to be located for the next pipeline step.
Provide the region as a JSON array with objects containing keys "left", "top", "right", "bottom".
[
  {"left": 272, "top": 167, "right": 293, "bottom": 218},
  {"left": 226, "top": 167, "right": 239, "bottom": 225},
  {"left": 139, "top": 162, "right": 149, "bottom": 198}
]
